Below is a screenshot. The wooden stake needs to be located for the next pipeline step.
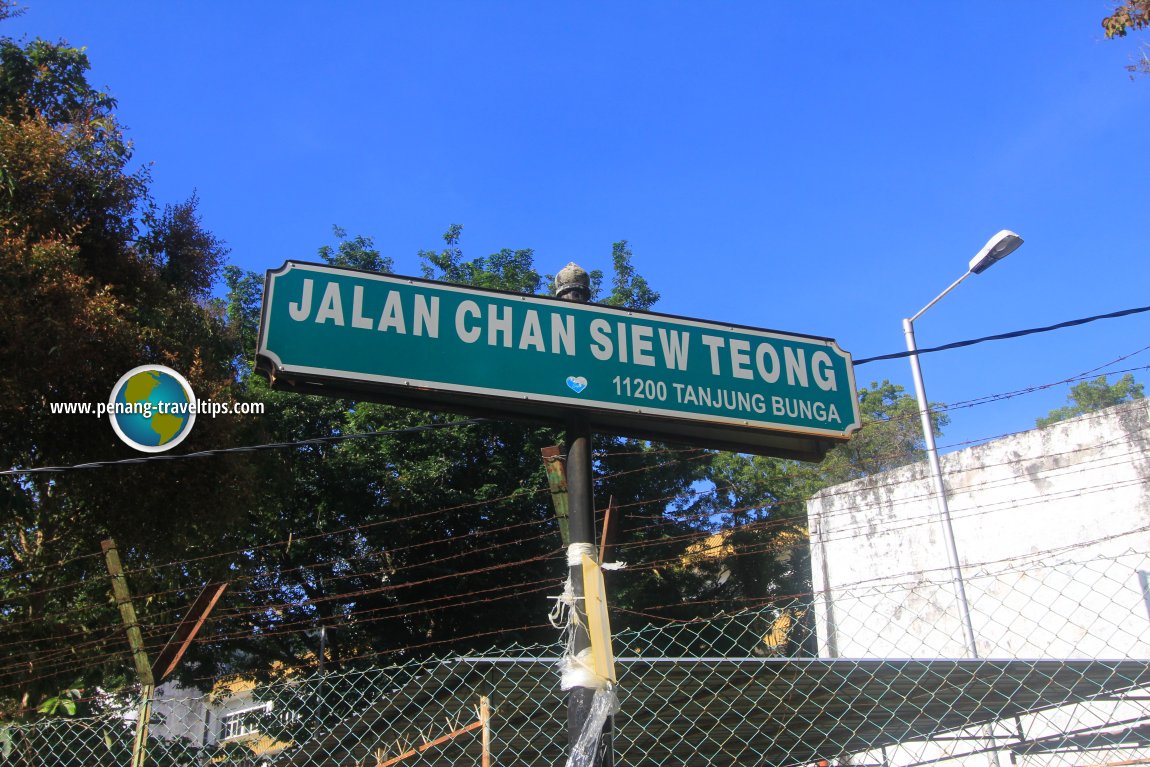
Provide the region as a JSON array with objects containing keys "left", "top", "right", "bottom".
[
  {"left": 131, "top": 685, "right": 154, "bottom": 767},
  {"left": 102, "top": 538, "right": 154, "bottom": 767},
  {"left": 480, "top": 695, "right": 491, "bottom": 767},
  {"left": 374, "top": 719, "right": 484, "bottom": 767},
  {"left": 101, "top": 539, "right": 153, "bottom": 687},
  {"left": 372, "top": 695, "right": 492, "bottom": 767},
  {"left": 542, "top": 446, "right": 571, "bottom": 546},
  {"left": 151, "top": 582, "right": 228, "bottom": 684}
]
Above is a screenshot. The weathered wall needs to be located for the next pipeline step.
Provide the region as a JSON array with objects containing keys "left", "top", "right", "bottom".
[{"left": 808, "top": 398, "right": 1150, "bottom": 660}]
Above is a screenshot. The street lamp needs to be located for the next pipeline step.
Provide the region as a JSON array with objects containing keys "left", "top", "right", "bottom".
[{"left": 902, "top": 230, "right": 1024, "bottom": 658}]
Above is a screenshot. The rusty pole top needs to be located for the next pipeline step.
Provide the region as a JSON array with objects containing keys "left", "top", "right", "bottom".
[{"left": 555, "top": 262, "right": 591, "bottom": 303}]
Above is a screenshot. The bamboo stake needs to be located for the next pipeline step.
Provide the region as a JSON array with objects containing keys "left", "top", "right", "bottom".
[
  {"left": 374, "top": 720, "right": 484, "bottom": 767},
  {"left": 101, "top": 540, "right": 153, "bottom": 687}
]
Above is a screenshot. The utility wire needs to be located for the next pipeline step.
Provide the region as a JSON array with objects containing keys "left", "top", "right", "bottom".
[
  {"left": 6, "top": 449, "right": 1147, "bottom": 687},
  {"left": 4, "top": 414, "right": 1143, "bottom": 610},
  {"left": 853, "top": 303, "right": 1150, "bottom": 365},
  {"left": 9, "top": 517, "right": 1142, "bottom": 689},
  {"left": 5, "top": 322, "right": 1150, "bottom": 683},
  {"left": 5, "top": 414, "right": 1144, "bottom": 622},
  {"left": 0, "top": 417, "right": 494, "bottom": 477}
]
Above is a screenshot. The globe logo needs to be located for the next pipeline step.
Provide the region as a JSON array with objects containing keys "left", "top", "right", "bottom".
[{"left": 108, "top": 365, "right": 197, "bottom": 453}]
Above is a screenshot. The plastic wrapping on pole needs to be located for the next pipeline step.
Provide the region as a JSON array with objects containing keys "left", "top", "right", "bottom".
[
  {"left": 566, "top": 688, "right": 620, "bottom": 767},
  {"left": 564, "top": 421, "right": 614, "bottom": 767}
]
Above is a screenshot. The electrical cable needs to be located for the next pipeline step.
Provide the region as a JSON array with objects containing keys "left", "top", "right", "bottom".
[
  {"left": 0, "top": 450, "right": 717, "bottom": 623},
  {"left": 7, "top": 484, "right": 1148, "bottom": 690},
  {"left": 853, "top": 303, "right": 1150, "bottom": 365},
  {"left": 114, "top": 445, "right": 708, "bottom": 580},
  {"left": 0, "top": 417, "right": 495, "bottom": 477}
]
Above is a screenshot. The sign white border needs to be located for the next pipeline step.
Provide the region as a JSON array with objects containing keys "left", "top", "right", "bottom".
[{"left": 258, "top": 262, "right": 861, "bottom": 450}]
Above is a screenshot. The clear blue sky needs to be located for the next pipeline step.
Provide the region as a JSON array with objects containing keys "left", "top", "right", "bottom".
[{"left": 8, "top": 2, "right": 1150, "bottom": 453}]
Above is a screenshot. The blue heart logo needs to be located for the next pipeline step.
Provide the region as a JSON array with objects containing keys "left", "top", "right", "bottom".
[{"left": 566, "top": 376, "right": 588, "bottom": 394}]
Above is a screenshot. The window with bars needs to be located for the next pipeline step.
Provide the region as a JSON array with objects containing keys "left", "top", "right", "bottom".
[{"left": 219, "top": 701, "right": 273, "bottom": 741}]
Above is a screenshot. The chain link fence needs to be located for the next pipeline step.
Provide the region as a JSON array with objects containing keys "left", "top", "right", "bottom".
[{"left": 5, "top": 547, "right": 1150, "bottom": 767}]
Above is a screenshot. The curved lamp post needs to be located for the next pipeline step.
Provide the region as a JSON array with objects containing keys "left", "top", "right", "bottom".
[{"left": 902, "top": 230, "right": 1024, "bottom": 658}]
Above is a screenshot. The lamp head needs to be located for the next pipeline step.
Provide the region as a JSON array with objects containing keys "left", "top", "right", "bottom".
[{"left": 968, "top": 230, "right": 1024, "bottom": 274}]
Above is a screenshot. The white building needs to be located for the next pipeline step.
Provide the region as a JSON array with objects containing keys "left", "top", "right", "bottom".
[{"left": 146, "top": 678, "right": 287, "bottom": 759}]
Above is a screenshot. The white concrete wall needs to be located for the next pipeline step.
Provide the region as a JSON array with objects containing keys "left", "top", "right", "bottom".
[{"left": 808, "top": 398, "right": 1150, "bottom": 661}]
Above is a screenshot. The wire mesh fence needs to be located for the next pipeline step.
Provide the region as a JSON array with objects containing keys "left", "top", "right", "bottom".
[{"left": 5, "top": 546, "right": 1150, "bottom": 767}]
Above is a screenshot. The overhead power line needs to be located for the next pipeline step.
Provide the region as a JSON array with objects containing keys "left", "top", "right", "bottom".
[
  {"left": 853, "top": 304, "right": 1150, "bottom": 365},
  {"left": 0, "top": 418, "right": 494, "bottom": 477}
]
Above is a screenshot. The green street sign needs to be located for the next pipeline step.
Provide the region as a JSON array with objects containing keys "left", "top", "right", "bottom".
[{"left": 256, "top": 262, "right": 861, "bottom": 459}]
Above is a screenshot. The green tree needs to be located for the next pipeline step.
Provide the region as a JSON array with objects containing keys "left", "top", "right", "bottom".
[
  {"left": 597, "top": 240, "right": 660, "bottom": 309},
  {"left": 419, "top": 224, "right": 539, "bottom": 294},
  {"left": 1036, "top": 374, "right": 1144, "bottom": 428},
  {"left": 0, "top": 8, "right": 902, "bottom": 711},
  {"left": 816, "top": 380, "right": 946, "bottom": 485}
]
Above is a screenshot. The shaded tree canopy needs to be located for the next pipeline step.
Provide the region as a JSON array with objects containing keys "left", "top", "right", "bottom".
[
  {"left": 0, "top": 18, "right": 724, "bottom": 706},
  {"left": 0, "top": 24, "right": 250, "bottom": 716}
]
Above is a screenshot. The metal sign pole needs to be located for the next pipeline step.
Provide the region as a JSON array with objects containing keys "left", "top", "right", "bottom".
[
  {"left": 557, "top": 264, "right": 613, "bottom": 767},
  {"left": 565, "top": 417, "right": 601, "bottom": 761}
]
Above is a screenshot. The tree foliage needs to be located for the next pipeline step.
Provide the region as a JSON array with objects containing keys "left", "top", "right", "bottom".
[
  {"left": 0, "top": 40, "right": 721, "bottom": 702},
  {"left": 0, "top": 28, "right": 250, "bottom": 716},
  {"left": 419, "top": 224, "right": 539, "bottom": 294},
  {"left": 1103, "top": 1, "right": 1150, "bottom": 76},
  {"left": 597, "top": 240, "right": 660, "bottom": 310},
  {"left": 1036, "top": 374, "right": 1144, "bottom": 428},
  {"left": 1104, "top": 1, "right": 1150, "bottom": 38},
  {"left": 817, "top": 380, "right": 946, "bottom": 485}
]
